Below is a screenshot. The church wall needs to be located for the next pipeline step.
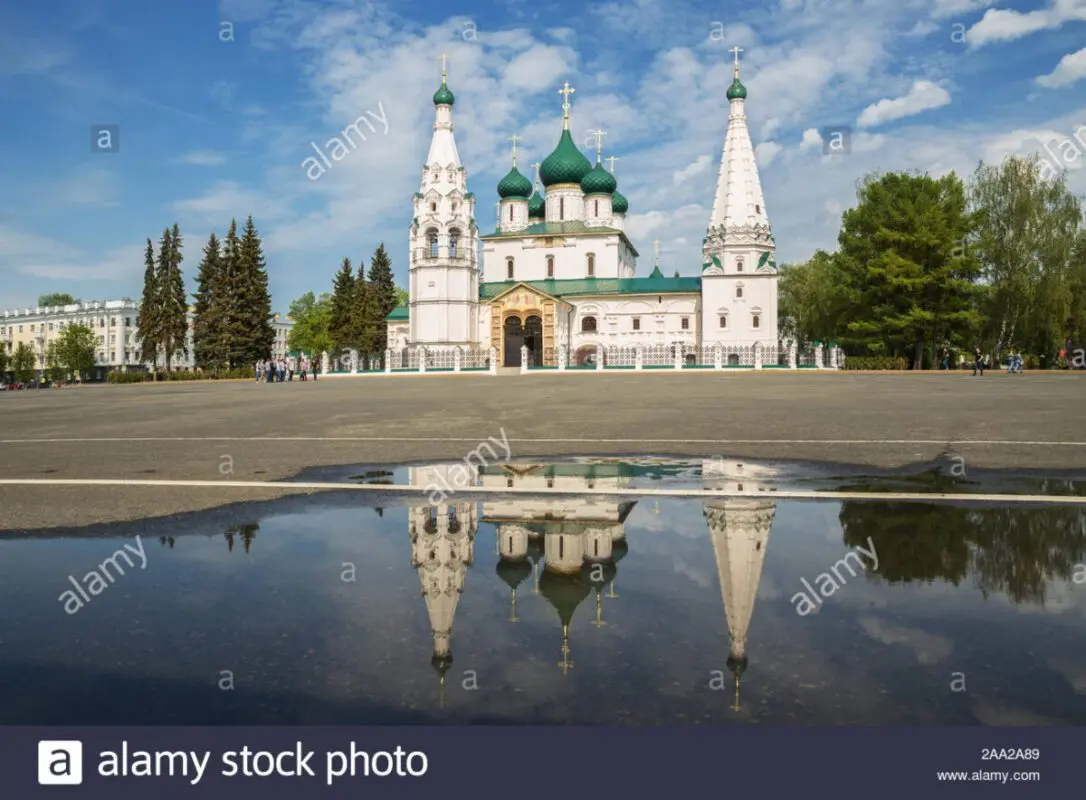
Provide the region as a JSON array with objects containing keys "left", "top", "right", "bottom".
[
  {"left": 482, "top": 234, "right": 624, "bottom": 283},
  {"left": 700, "top": 273, "right": 779, "bottom": 346},
  {"left": 545, "top": 186, "right": 585, "bottom": 222},
  {"left": 568, "top": 294, "right": 700, "bottom": 352}
]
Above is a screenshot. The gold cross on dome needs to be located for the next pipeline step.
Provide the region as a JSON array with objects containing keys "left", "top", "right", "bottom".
[
  {"left": 558, "top": 81, "right": 575, "bottom": 129},
  {"left": 439, "top": 53, "right": 448, "bottom": 81},
  {"left": 605, "top": 155, "right": 619, "bottom": 174},
  {"left": 729, "top": 46, "right": 743, "bottom": 77},
  {"left": 530, "top": 161, "right": 542, "bottom": 187},
  {"left": 591, "top": 129, "right": 607, "bottom": 162},
  {"left": 507, "top": 134, "right": 520, "bottom": 167}
]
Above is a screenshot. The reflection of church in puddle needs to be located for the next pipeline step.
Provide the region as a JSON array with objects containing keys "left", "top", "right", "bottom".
[{"left": 406, "top": 459, "right": 775, "bottom": 708}]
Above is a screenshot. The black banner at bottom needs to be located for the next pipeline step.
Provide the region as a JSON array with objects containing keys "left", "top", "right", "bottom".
[{"left": 5, "top": 726, "right": 1073, "bottom": 798}]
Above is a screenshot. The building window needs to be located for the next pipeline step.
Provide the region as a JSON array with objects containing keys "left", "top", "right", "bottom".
[
  {"left": 428, "top": 231, "right": 439, "bottom": 258},
  {"left": 755, "top": 205, "right": 760, "bottom": 213},
  {"left": 594, "top": 199, "right": 599, "bottom": 216},
  {"left": 587, "top": 253, "right": 595, "bottom": 277},
  {"left": 509, "top": 204, "right": 514, "bottom": 222},
  {"left": 506, "top": 257, "right": 514, "bottom": 280},
  {"left": 737, "top": 257, "right": 744, "bottom": 272},
  {"left": 632, "top": 317, "right": 640, "bottom": 330},
  {"left": 49, "top": 323, "right": 54, "bottom": 331},
  {"left": 719, "top": 315, "right": 728, "bottom": 329},
  {"left": 452, "top": 202, "right": 458, "bottom": 212},
  {"left": 753, "top": 314, "right": 761, "bottom": 329},
  {"left": 449, "top": 230, "right": 459, "bottom": 258},
  {"left": 581, "top": 316, "right": 597, "bottom": 333},
  {"left": 546, "top": 255, "right": 554, "bottom": 278},
  {"left": 736, "top": 285, "right": 743, "bottom": 298},
  {"left": 559, "top": 197, "right": 564, "bottom": 220},
  {"left": 125, "top": 317, "right": 131, "bottom": 326},
  {"left": 681, "top": 317, "right": 689, "bottom": 330},
  {"left": 430, "top": 202, "right": 437, "bottom": 212}
]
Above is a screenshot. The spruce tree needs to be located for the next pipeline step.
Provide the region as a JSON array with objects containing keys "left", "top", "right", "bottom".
[
  {"left": 329, "top": 257, "right": 355, "bottom": 351},
  {"left": 159, "top": 223, "right": 188, "bottom": 371},
  {"left": 219, "top": 220, "right": 243, "bottom": 368},
  {"left": 193, "top": 231, "right": 227, "bottom": 370},
  {"left": 366, "top": 243, "right": 398, "bottom": 352},
  {"left": 135, "top": 238, "right": 161, "bottom": 373},
  {"left": 236, "top": 216, "right": 275, "bottom": 363}
]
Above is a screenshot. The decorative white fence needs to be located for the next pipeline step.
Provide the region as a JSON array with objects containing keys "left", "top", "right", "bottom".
[{"left": 318, "top": 341, "right": 842, "bottom": 375}]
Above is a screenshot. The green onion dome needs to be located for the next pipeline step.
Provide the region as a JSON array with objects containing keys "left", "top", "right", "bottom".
[
  {"left": 538, "top": 567, "right": 592, "bottom": 628},
  {"left": 611, "top": 189, "right": 629, "bottom": 214},
  {"left": 528, "top": 190, "right": 545, "bottom": 219},
  {"left": 726, "top": 77, "right": 747, "bottom": 101},
  {"left": 540, "top": 130, "right": 593, "bottom": 187},
  {"left": 580, "top": 162, "right": 616, "bottom": 195},
  {"left": 433, "top": 81, "right": 455, "bottom": 106},
  {"left": 497, "top": 166, "right": 532, "bottom": 199}
]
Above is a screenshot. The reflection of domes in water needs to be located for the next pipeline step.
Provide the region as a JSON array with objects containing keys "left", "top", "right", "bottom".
[
  {"left": 538, "top": 568, "right": 592, "bottom": 626},
  {"left": 611, "top": 539, "right": 629, "bottom": 565},
  {"left": 527, "top": 537, "right": 545, "bottom": 564},
  {"left": 496, "top": 558, "right": 533, "bottom": 591}
]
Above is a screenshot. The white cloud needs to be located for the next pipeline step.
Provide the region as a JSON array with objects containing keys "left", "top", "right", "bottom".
[
  {"left": 930, "top": 0, "right": 995, "bottom": 18},
  {"left": 181, "top": 151, "right": 228, "bottom": 166},
  {"left": 36, "top": 166, "right": 119, "bottom": 208},
  {"left": 905, "top": 20, "right": 939, "bottom": 37},
  {"left": 672, "top": 154, "right": 712, "bottom": 184},
  {"left": 503, "top": 44, "right": 576, "bottom": 90},
  {"left": 1036, "top": 46, "right": 1086, "bottom": 88},
  {"left": 856, "top": 80, "right": 951, "bottom": 128},
  {"left": 0, "top": 226, "right": 141, "bottom": 283},
  {"left": 172, "top": 181, "right": 292, "bottom": 227},
  {"left": 800, "top": 128, "right": 823, "bottom": 150},
  {"left": 755, "top": 141, "right": 783, "bottom": 166},
  {"left": 967, "top": 0, "right": 1086, "bottom": 48}
]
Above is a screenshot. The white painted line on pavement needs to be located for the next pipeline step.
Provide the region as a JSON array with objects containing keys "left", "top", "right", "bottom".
[{"left": 0, "top": 437, "right": 1084, "bottom": 446}]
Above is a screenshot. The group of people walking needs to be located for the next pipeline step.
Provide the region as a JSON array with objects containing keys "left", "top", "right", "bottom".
[
  {"left": 937, "top": 346, "right": 1025, "bottom": 375},
  {"left": 255, "top": 355, "right": 317, "bottom": 383}
]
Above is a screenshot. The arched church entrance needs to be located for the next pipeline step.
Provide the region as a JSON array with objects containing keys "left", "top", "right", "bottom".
[
  {"left": 523, "top": 315, "right": 543, "bottom": 367},
  {"left": 574, "top": 345, "right": 599, "bottom": 367},
  {"left": 503, "top": 317, "right": 524, "bottom": 367}
]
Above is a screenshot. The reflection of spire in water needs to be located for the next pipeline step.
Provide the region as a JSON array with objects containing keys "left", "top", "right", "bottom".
[
  {"left": 408, "top": 465, "right": 479, "bottom": 707},
  {"left": 703, "top": 459, "right": 776, "bottom": 712}
]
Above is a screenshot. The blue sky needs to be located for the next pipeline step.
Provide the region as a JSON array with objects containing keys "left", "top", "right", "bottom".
[{"left": 1, "top": 0, "right": 1084, "bottom": 313}]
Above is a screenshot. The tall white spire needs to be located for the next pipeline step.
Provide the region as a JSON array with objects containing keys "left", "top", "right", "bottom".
[
  {"left": 703, "top": 49, "right": 774, "bottom": 270},
  {"left": 426, "top": 53, "right": 461, "bottom": 167}
]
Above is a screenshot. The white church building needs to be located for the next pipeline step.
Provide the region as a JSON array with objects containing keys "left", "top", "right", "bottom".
[{"left": 387, "top": 52, "right": 796, "bottom": 369}]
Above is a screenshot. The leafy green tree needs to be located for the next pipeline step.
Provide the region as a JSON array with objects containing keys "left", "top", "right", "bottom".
[
  {"left": 395, "top": 286, "right": 409, "bottom": 307},
  {"left": 158, "top": 223, "right": 189, "bottom": 371},
  {"left": 12, "top": 342, "right": 36, "bottom": 383},
  {"left": 835, "top": 171, "right": 981, "bottom": 367},
  {"left": 0, "top": 343, "right": 9, "bottom": 376},
  {"left": 192, "top": 231, "right": 229, "bottom": 370},
  {"left": 135, "top": 238, "right": 161, "bottom": 373},
  {"left": 777, "top": 251, "right": 850, "bottom": 346},
  {"left": 969, "top": 155, "right": 1083, "bottom": 359},
  {"left": 44, "top": 340, "right": 65, "bottom": 381},
  {"left": 55, "top": 323, "right": 96, "bottom": 380},
  {"left": 329, "top": 257, "right": 356, "bottom": 350},
  {"left": 38, "top": 293, "right": 78, "bottom": 307},
  {"left": 235, "top": 216, "right": 275, "bottom": 363},
  {"left": 287, "top": 292, "right": 334, "bottom": 356}
]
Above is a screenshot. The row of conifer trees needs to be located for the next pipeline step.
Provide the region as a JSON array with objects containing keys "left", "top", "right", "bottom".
[{"left": 135, "top": 216, "right": 275, "bottom": 372}]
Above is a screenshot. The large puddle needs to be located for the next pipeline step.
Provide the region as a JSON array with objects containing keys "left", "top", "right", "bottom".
[{"left": 1, "top": 458, "right": 1085, "bottom": 724}]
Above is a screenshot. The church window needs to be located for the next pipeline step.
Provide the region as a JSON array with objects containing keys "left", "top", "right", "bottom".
[
  {"left": 719, "top": 315, "right": 728, "bottom": 329},
  {"left": 755, "top": 205, "right": 760, "bottom": 213},
  {"left": 506, "top": 477, "right": 514, "bottom": 487},
  {"left": 509, "top": 204, "right": 514, "bottom": 222},
  {"left": 430, "top": 202, "right": 437, "bottom": 212},
  {"left": 752, "top": 314, "right": 761, "bottom": 329},
  {"left": 594, "top": 199, "right": 599, "bottom": 216},
  {"left": 736, "top": 257, "right": 744, "bottom": 272},
  {"left": 449, "top": 230, "right": 460, "bottom": 258},
  {"left": 587, "top": 253, "right": 595, "bottom": 277},
  {"left": 428, "top": 231, "right": 439, "bottom": 258},
  {"left": 632, "top": 317, "right": 641, "bottom": 330},
  {"left": 581, "top": 316, "right": 597, "bottom": 333},
  {"left": 508, "top": 536, "right": 513, "bottom": 552},
  {"left": 594, "top": 540, "right": 599, "bottom": 557},
  {"left": 506, "top": 257, "right": 514, "bottom": 279},
  {"left": 560, "top": 197, "right": 565, "bottom": 219},
  {"left": 681, "top": 317, "right": 689, "bottom": 330},
  {"left": 736, "top": 285, "right": 743, "bottom": 299},
  {"left": 452, "top": 202, "right": 458, "bottom": 212},
  {"left": 559, "top": 537, "right": 565, "bottom": 559},
  {"left": 546, "top": 255, "right": 554, "bottom": 277}
]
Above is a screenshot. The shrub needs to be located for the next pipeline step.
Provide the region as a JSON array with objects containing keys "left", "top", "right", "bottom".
[
  {"left": 842, "top": 356, "right": 909, "bottom": 370},
  {"left": 107, "top": 367, "right": 255, "bottom": 384}
]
